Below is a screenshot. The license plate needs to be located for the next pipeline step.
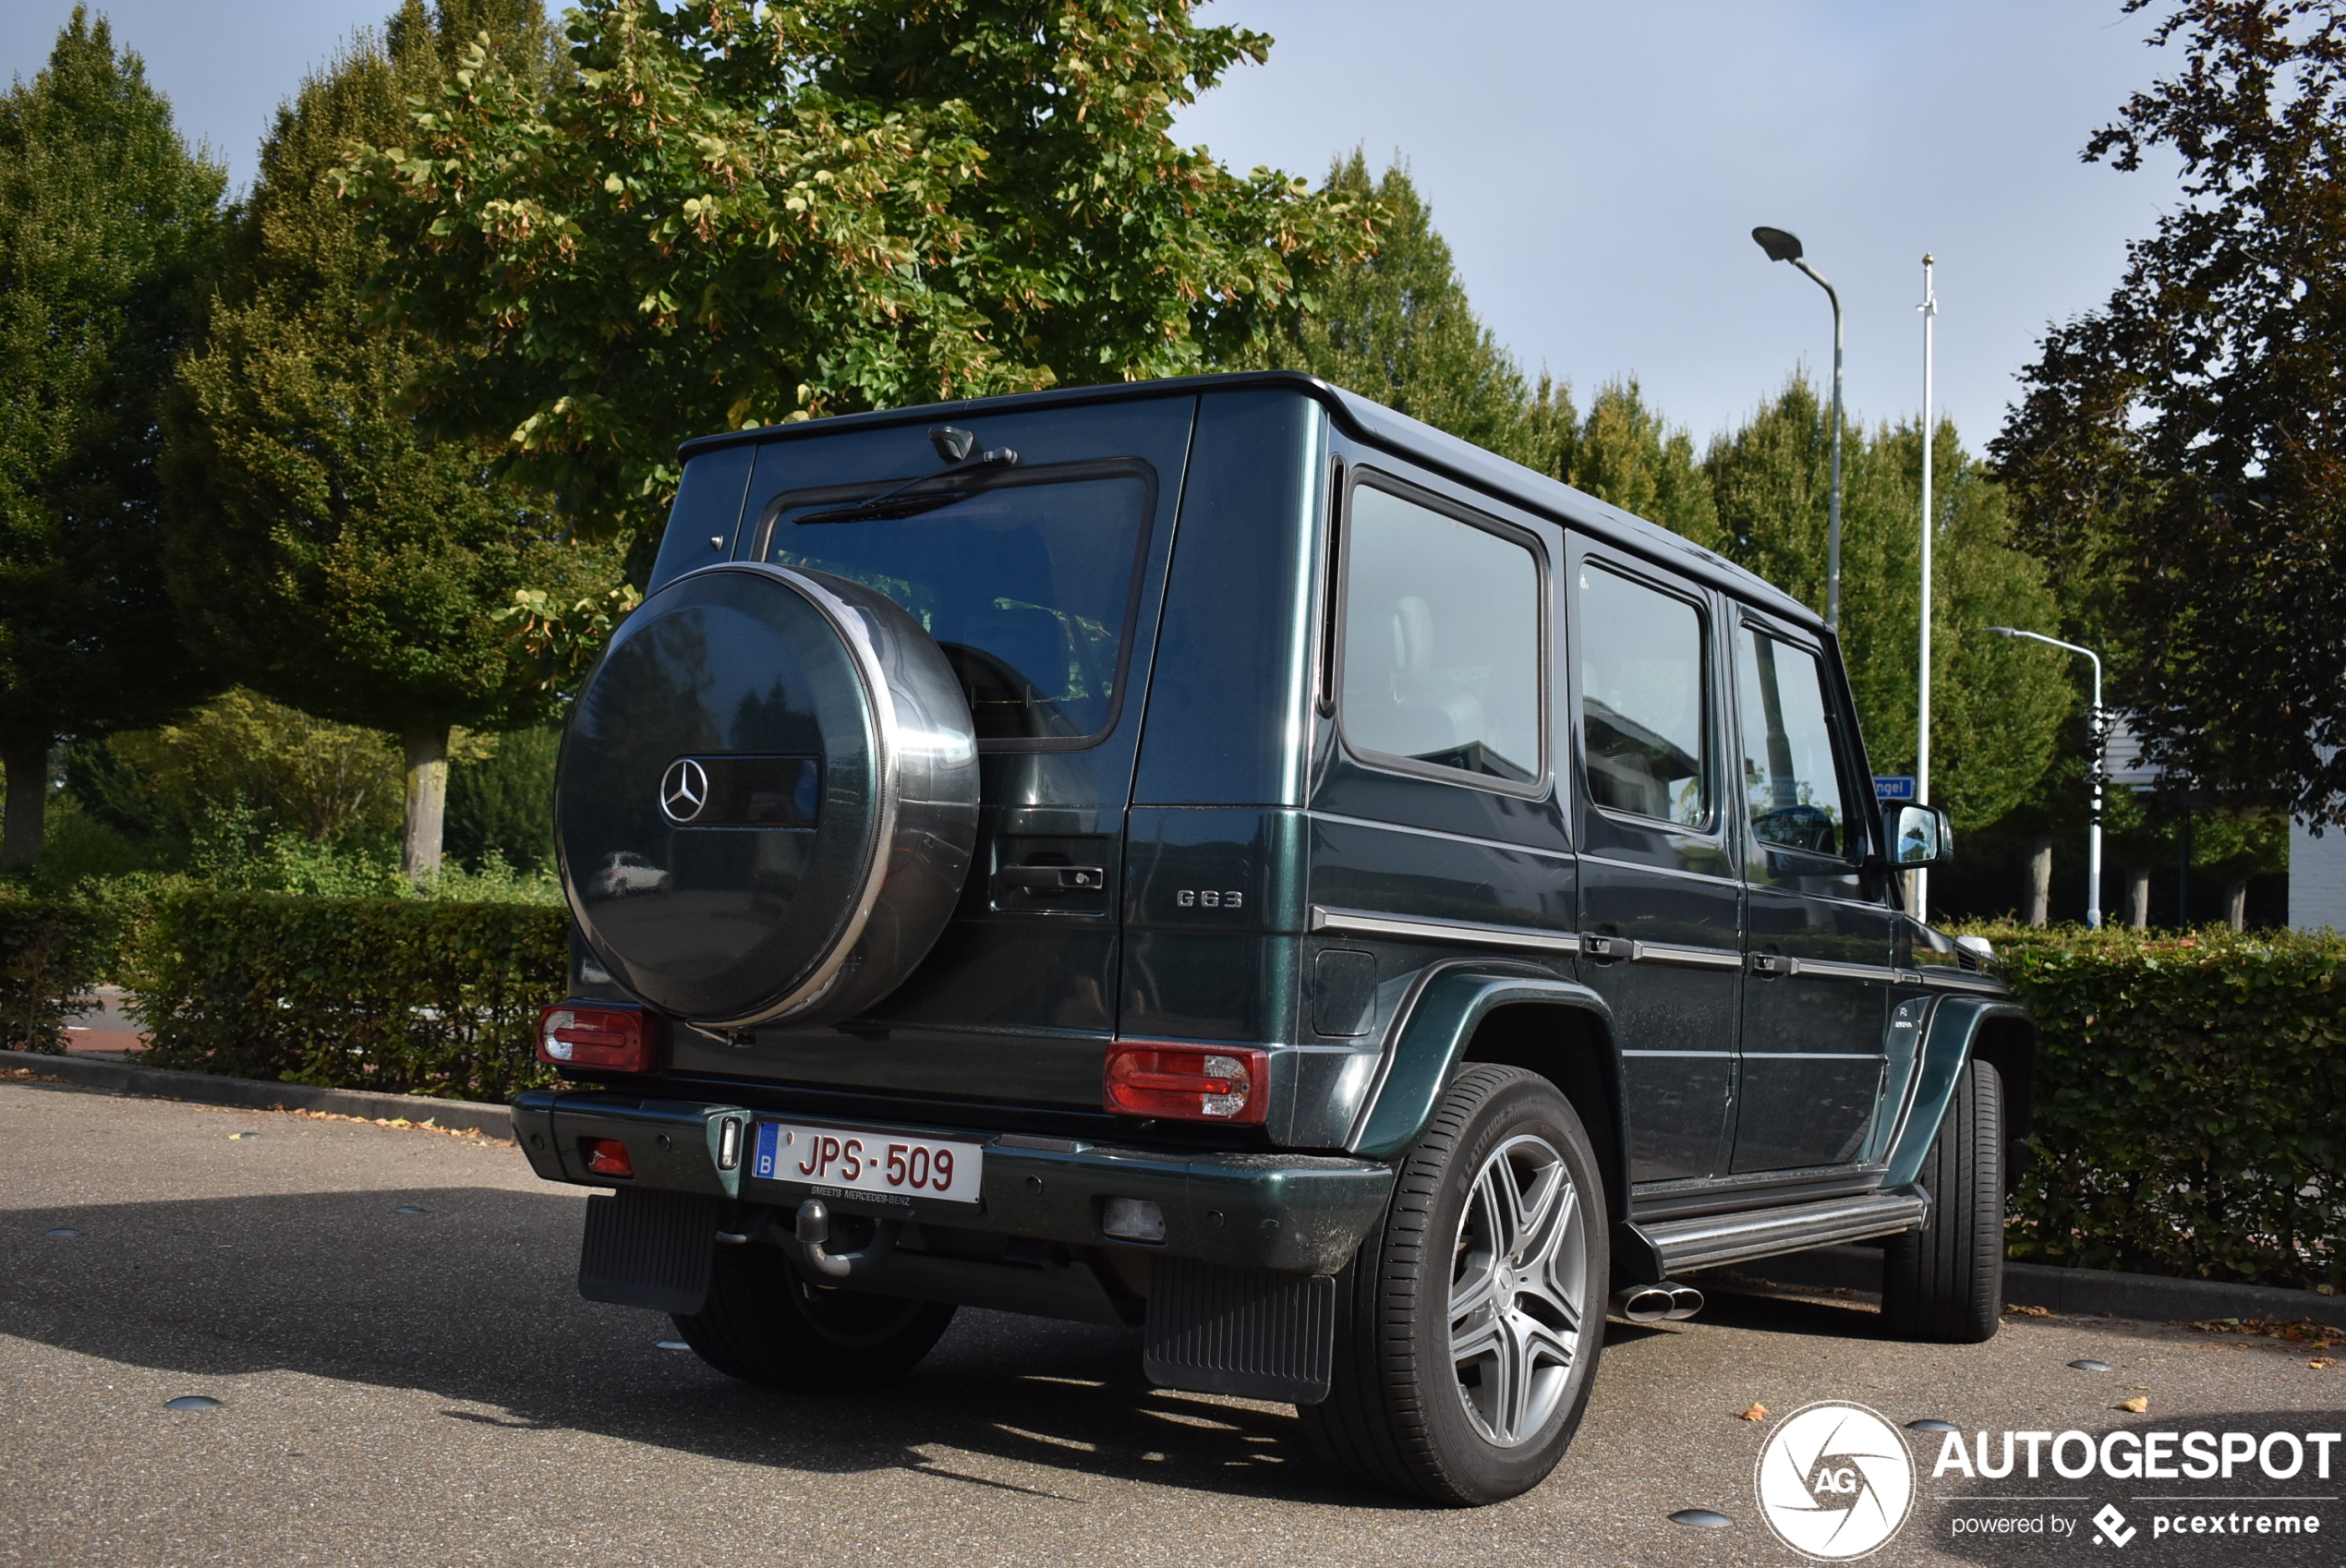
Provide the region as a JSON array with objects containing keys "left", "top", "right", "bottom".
[{"left": 751, "top": 1122, "right": 983, "bottom": 1205}]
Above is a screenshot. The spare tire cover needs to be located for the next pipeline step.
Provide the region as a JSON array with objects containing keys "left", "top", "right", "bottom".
[{"left": 558, "top": 563, "right": 978, "bottom": 1028}]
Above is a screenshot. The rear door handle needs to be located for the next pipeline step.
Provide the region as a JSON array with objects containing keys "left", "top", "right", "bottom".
[
  {"left": 998, "top": 865, "right": 1106, "bottom": 891},
  {"left": 1749, "top": 953, "right": 1799, "bottom": 978}
]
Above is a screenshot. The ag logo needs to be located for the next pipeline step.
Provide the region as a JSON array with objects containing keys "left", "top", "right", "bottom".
[
  {"left": 1754, "top": 1401, "right": 1916, "bottom": 1560},
  {"left": 659, "top": 757, "right": 709, "bottom": 825}
]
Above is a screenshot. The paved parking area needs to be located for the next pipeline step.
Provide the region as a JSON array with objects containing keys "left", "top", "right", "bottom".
[{"left": 1, "top": 1076, "right": 2336, "bottom": 1566}]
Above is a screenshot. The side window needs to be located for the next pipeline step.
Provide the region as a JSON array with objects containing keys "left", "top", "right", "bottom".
[
  {"left": 1735, "top": 625, "right": 1856, "bottom": 860},
  {"left": 1339, "top": 484, "right": 1542, "bottom": 785},
  {"left": 1578, "top": 563, "right": 1710, "bottom": 827}
]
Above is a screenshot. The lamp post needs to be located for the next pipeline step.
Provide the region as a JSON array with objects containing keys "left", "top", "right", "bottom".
[
  {"left": 1752, "top": 225, "right": 1845, "bottom": 631},
  {"left": 1989, "top": 627, "right": 2105, "bottom": 928}
]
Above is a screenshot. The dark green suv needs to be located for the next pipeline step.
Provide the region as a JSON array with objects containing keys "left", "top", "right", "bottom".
[{"left": 515, "top": 371, "right": 2035, "bottom": 1505}]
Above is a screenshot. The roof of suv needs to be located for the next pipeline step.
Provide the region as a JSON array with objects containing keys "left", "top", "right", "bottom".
[{"left": 677, "top": 369, "right": 1820, "bottom": 632}]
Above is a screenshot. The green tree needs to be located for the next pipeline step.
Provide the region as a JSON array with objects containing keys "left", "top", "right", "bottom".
[
  {"left": 67, "top": 688, "right": 405, "bottom": 849},
  {"left": 1997, "top": 0, "right": 2346, "bottom": 824},
  {"left": 1567, "top": 379, "right": 1720, "bottom": 546},
  {"left": 1251, "top": 152, "right": 1575, "bottom": 475},
  {"left": 1706, "top": 380, "right": 2073, "bottom": 829},
  {"left": 446, "top": 722, "right": 560, "bottom": 872},
  {"left": 164, "top": 0, "right": 623, "bottom": 884},
  {"left": 348, "top": 0, "right": 1372, "bottom": 541},
  {"left": 0, "top": 9, "right": 224, "bottom": 870}
]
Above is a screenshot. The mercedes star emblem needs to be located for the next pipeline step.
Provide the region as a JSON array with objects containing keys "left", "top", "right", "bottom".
[{"left": 659, "top": 757, "right": 709, "bottom": 824}]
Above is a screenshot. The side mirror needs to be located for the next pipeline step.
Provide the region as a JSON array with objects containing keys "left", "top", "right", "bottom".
[{"left": 1882, "top": 802, "right": 1954, "bottom": 869}]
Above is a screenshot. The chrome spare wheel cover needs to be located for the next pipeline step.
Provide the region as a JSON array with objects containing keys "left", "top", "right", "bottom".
[{"left": 1449, "top": 1132, "right": 1590, "bottom": 1448}]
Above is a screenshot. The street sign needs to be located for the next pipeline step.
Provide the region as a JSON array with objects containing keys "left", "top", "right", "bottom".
[{"left": 1873, "top": 776, "right": 1917, "bottom": 802}]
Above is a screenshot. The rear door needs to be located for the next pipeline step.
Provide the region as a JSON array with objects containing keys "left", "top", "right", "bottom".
[
  {"left": 1567, "top": 544, "right": 1741, "bottom": 1183},
  {"left": 660, "top": 397, "right": 1196, "bottom": 1105},
  {"left": 1727, "top": 610, "right": 1897, "bottom": 1173}
]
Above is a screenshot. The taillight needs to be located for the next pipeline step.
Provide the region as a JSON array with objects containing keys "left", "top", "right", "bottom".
[
  {"left": 582, "top": 1138, "right": 635, "bottom": 1178},
  {"left": 1103, "top": 1042, "right": 1268, "bottom": 1125},
  {"left": 538, "top": 1002, "right": 659, "bottom": 1072}
]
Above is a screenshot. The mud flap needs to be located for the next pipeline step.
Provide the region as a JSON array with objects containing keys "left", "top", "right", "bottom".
[
  {"left": 578, "top": 1188, "right": 727, "bottom": 1314},
  {"left": 1143, "top": 1256, "right": 1336, "bottom": 1404}
]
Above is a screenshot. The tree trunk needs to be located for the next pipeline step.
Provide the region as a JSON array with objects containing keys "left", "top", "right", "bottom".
[
  {"left": 2224, "top": 875, "right": 2249, "bottom": 933},
  {"left": 402, "top": 725, "right": 450, "bottom": 887},
  {"left": 2127, "top": 867, "right": 2152, "bottom": 931},
  {"left": 2026, "top": 834, "right": 2053, "bottom": 927},
  {"left": 1, "top": 737, "right": 52, "bottom": 874}
]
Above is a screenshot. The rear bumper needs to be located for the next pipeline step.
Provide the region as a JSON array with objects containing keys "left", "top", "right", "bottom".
[{"left": 511, "top": 1090, "right": 1394, "bottom": 1275}]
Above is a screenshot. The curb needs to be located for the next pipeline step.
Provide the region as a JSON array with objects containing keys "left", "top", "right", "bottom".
[
  {"left": 0, "top": 1049, "right": 513, "bottom": 1140},
  {"left": 1719, "top": 1243, "right": 2346, "bottom": 1330}
]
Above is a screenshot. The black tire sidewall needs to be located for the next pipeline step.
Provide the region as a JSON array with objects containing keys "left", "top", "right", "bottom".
[
  {"left": 677, "top": 1243, "right": 956, "bottom": 1392},
  {"left": 1402, "top": 1067, "right": 1610, "bottom": 1504},
  {"left": 1882, "top": 1056, "right": 2005, "bottom": 1344}
]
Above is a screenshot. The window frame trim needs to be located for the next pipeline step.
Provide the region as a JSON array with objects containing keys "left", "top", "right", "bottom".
[
  {"left": 1729, "top": 608, "right": 1875, "bottom": 877},
  {"left": 747, "top": 455, "right": 1158, "bottom": 754},
  {"left": 1328, "top": 465, "right": 1554, "bottom": 801},
  {"left": 1572, "top": 551, "right": 1723, "bottom": 837}
]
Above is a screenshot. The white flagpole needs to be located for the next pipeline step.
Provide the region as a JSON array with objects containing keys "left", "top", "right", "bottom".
[{"left": 1914, "top": 254, "right": 1938, "bottom": 920}]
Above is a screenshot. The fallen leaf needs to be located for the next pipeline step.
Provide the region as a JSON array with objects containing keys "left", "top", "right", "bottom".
[
  {"left": 2117, "top": 1396, "right": 2148, "bottom": 1414},
  {"left": 2311, "top": 1358, "right": 2335, "bottom": 1370},
  {"left": 2005, "top": 1304, "right": 2053, "bottom": 1318},
  {"left": 1738, "top": 1403, "right": 1769, "bottom": 1422}
]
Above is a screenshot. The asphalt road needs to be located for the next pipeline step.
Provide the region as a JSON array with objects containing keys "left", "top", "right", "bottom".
[{"left": 2, "top": 1076, "right": 2338, "bottom": 1568}]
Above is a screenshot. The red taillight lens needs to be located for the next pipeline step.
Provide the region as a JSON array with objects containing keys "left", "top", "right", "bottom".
[
  {"left": 582, "top": 1138, "right": 635, "bottom": 1178},
  {"left": 1104, "top": 1042, "right": 1268, "bottom": 1125},
  {"left": 537, "top": 1003, "right": 657, "bottom": 1072}
]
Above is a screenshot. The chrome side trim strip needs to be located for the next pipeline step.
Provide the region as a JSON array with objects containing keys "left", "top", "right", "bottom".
[
  {"left": 1631, "top": 940, "right": 1747, "bottom": 971},
  {"left": 1578, "top": 934, "right": 1741, "bottom": 970},
  {"left": 1790, "top": 957, "right": 1902, "bottom": 983},
  {"left": 1749, "top": 953, "right": 1903, "bottom": 983},
  {"left": 1638, "top": 1188, "right": 1929, "bottom": 1273},
  {"left": 1917, "top": 969, "right": 2010, "bottom": 995},
  {"left": 1309, "top": 906, "right": 1578, "bottom": 954}
]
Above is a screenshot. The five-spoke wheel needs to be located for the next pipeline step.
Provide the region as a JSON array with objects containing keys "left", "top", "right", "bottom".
[
  {"left": 1449, "top": 1131, "right": 1591, "bottom": 1448},
  {"left": 1302, "top": 1064, "right": 1609, "bottom": 1503}
]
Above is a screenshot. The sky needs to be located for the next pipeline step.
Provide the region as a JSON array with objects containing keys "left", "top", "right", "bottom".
[{"left": 3, "top": 0, "right": 2186, "bottom": 452}]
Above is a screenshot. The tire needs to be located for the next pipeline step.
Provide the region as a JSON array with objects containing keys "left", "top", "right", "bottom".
[
  {"left": 1300, "top": 1065, "right": 1608, "bottom": 1505},
  {"left": 1881, "top": 1057, "right": 2004, "bottom": 1345},
  {"left": 673, "top": 1242, "right": 957, "bottom": 1393}
]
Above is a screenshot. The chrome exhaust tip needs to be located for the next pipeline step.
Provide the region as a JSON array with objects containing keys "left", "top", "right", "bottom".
[
  {"left": 1665, "top": 1283, "right": 1705, "bottom": 1321},
  {"left": 1612, "top": 1285, "right": 1676, "bottom": 1324}
]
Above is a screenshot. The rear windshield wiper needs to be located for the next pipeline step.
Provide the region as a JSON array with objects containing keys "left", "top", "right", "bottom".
[{"left": 795, "top": 442, "right": 1020, "bottom": 526}]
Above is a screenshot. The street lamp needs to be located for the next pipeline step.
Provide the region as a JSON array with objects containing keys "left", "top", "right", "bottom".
[
  {"left": 1752, "top": 225, "right": 1845, "bottom": 631},
  {"left": 1989, "top": 627, "right": 2105, "bottom": 928}
]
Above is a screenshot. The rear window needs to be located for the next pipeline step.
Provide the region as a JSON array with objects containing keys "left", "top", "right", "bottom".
[{"left": 756, "top": 460, "right": 1154, "bottom": 748}]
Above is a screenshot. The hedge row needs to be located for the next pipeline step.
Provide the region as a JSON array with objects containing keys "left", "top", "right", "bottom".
[
  {"left": 0, "top": 893, "right": 103, "bottom": 1052},
  {"left": 1977, "top": 923, "right": 2345, "bottom": 1293},
  {"left": 122, "top": 889, "right": 566, "bottom": 1101},
  {"left": 6, "top": 887, "right": 2340, "bottom": 1290}
]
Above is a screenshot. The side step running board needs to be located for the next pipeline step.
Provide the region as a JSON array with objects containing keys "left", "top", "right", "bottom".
[{"left": 1634, "top": 1188, "right": 1929, "bottom": 1276}]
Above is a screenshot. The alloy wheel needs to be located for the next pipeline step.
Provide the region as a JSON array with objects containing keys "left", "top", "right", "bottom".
[{"left": 1447, "top": 1132, "right": 1590, "bottom": 1447}]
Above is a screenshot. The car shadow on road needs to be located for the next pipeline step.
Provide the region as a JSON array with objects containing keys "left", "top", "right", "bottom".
[
  {"left": 1681, "top": 1278, "right": 1893, "bottom": 1340},
  {"left": 0, "top": 1184, "right": 1411, "bottom": 1507}
]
